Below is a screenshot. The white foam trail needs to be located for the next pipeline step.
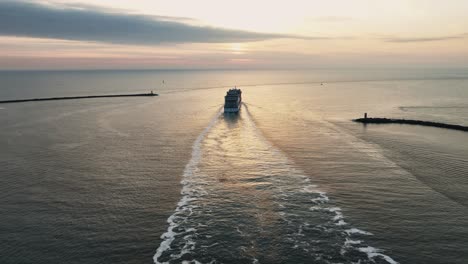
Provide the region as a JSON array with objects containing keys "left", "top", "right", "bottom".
[
  {"left": 310, "top": 192, "right": 329, "bottom": 203},
  {"left": 153, "top": 108, "right": 223, "bottom": 264},
  {"left": 244, "top": 105, "right": 398, "bottom": 263},
  {"left": 300, "top": 185, "right": 319, "bottom": 193},
  {"left": 341, "top": 238, "right": 363, "bottom": 256},
  {"left": 345, "top": 238, "right": 362, "bottom": 246},
  {"left": 155, "top": 105, "right": 397, "bottom": 264},
  {"left": 336, "top": 220, "right": 347, "bottom": 226},
  {"left": 345, "top": 228, "right": 373, "bottom": 236},
  {"left": 359, "top": 246, "right": 399, "bottom": 264},
  {"left": 201, "top": 242, "right": 219, "bottom": 248}
]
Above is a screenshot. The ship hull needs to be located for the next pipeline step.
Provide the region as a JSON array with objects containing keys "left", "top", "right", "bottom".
[{"left": 224, "top": 106, "right": 241, "bottom": 113}]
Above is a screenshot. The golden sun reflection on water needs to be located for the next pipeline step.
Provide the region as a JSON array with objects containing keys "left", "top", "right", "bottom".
[{"left": 203, "top": 112, "right": 283, "bottom": 260}]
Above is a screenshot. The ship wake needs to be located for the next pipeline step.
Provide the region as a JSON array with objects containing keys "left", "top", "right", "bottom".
[{"left": 154, "top": 107, "right": 397, "bottom": 264}]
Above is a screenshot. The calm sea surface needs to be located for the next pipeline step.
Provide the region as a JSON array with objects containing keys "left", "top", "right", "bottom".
[{"left": 1, "top": 69, "right": 468, "bottom": 264}]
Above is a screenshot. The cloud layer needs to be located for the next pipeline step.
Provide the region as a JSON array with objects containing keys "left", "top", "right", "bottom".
[
  {"left": 0, "top": 1, "right": 306, "bottom": 45},
  {"left": 384, "top": 34, "right": 468, "bottom": 43}
]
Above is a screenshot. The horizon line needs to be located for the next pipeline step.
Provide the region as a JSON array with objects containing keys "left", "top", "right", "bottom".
[{"left": 2, "top": 66, "right": 468, "bottom": 72}]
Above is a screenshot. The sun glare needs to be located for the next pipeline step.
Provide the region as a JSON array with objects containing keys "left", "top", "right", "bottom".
[{"left": 229, "top": 43, "right": 245, "bottom": 54}]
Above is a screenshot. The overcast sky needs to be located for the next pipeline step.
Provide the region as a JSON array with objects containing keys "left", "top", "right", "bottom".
[{"left": 1, "top": 0, "right": 468, "bottom": 69}]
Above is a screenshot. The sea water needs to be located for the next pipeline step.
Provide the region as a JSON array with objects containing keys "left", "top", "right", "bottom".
[{"left": 1, "top": 69, "right": 468, "bottom": 263}]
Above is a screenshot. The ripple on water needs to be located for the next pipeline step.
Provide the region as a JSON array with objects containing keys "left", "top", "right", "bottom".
[{"left": 154, "top": 107, "right": 397, "bottom": 264}]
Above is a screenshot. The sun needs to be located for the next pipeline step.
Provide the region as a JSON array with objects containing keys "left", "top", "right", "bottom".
[{"left": 229, "top": 43, "right": 245, "bottom": 54}]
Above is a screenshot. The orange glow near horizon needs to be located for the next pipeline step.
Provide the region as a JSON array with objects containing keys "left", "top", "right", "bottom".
[{"left": 1, "top": 1, "right": 468, "bottom": 69}]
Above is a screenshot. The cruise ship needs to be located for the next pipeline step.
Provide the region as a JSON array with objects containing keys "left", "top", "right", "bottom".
[{"left": 224, "top": 88, "right": 242, "bottom": 113}]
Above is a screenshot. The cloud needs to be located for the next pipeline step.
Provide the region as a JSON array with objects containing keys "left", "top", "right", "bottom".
[
  {"left": 384, "top": 34, "right": 468, "bottom": 43},
  {"left": 0, "top": 1, "right": 312, "bottom": 45}
]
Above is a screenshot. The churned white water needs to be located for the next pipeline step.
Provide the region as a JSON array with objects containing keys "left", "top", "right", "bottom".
[
  {"left": 2, "top": 69, "right": 468, "bottom": 264},
  {"left": 154, "top": 105, "right": 397, "bottom": 264}
]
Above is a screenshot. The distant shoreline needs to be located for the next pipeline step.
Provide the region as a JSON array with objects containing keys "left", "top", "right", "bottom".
[
  {"left": 353, "top": 117, "right": 468, "bottom": 132},
  {"left": 0, "top": 92, "right": 158, "bottom": 104}
]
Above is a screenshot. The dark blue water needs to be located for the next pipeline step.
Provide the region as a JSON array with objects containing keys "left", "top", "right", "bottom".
[{"left": 1, "top": 69, "right": 468, "bottom": 263}]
